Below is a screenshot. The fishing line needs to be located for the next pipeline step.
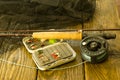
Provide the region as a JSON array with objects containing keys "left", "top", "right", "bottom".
[{"left": 0, "top": 58, "right": 88, "bottom": 71}]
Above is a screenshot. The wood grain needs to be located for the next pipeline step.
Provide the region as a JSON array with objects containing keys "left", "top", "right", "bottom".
[
  {"left": 84, "top": 0, "right": 120, "bottom": 80},
  {"left": 0, "top": 0, "right": 120, "bottom": 80},
  {"left": 0, "top": 16, "right": 37, "bottom": 80},
  {"left": 0, "top": 15, "right": 84, "bottom": 80},
  {"left": 37, "top": 46, "right": 84, "bottom": 80},
  {"left": 116, "top": 0, "right": 120, "bottom": 18}
]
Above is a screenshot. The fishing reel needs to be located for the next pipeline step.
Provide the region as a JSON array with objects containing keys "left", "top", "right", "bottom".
[{"left": 80, "top": 33, "right": 116, "bottom": 63}]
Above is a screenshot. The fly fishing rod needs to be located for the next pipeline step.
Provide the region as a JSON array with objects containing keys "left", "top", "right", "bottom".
[
  {"left": 0, "top": 28, "right": 119, "bottom": 64},
  {"left": 0, "top": 28, "right": 119, "bottom": 40}
]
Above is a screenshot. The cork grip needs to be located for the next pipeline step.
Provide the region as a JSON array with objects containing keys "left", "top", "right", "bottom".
[{"left": 32, "top": 31, "right": 82, "bottom": 40}]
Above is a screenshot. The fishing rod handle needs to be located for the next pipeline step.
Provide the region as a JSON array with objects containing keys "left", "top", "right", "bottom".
[{"left": 32, "top": 32, "right": 82, "bottom": 40}]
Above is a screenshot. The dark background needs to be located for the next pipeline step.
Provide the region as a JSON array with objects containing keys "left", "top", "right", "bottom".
[{"left": 0, "top": 0, "right": 96, "bottom": 29}]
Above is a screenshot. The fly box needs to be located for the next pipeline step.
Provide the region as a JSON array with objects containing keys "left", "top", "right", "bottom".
[
  {"left": 32, "top": 42, "right": 76, "bottom": 70},
  {"left": 22, "top": 37, "right": 62, "bottom": 53},
  {"left": 23, "top": 37, "right": 76, "bottom": 70}
]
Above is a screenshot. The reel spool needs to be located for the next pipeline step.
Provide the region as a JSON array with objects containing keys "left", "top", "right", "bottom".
[{"left": 80, "top": 35, "right": 109, "bottom": 63}]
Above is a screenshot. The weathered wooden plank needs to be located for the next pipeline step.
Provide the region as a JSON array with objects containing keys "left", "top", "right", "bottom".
[
  {"left": 0, "top": 15, "right": 37, "bottom": 80},
  {"left": 0, "top": 14, "right": 84, "bottom": 80},
  {"left": 116, "top": 0, "right": 120, "bottom": 18},
  {"left": 84, "top": 0, "right": 120, "bottom": 29},
  {"left": 37, "top": 41, "right": 84, "bottom": 80},
  {"left": 0, "top": 45, "right": 37, "bottom": 80},
  {"left": 29, "top": 10, "right": 84, "bottom": 80},
  {"left": 84, "top": 0, "right": 120, "bottom": 80}
]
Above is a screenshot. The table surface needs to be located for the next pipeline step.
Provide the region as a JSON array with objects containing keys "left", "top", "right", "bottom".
[{"left": 0, "top": 0, "right": 120, "bottom": 80}]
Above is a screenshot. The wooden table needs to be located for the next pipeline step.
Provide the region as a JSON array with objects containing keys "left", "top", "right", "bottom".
[{"left": 0, "top": 0, "right": 120, "bottom": 80}]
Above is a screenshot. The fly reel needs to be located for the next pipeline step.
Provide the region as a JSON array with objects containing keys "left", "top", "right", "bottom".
[{"left": 80, "top": 33, "right": 116, "bottom": 63}]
